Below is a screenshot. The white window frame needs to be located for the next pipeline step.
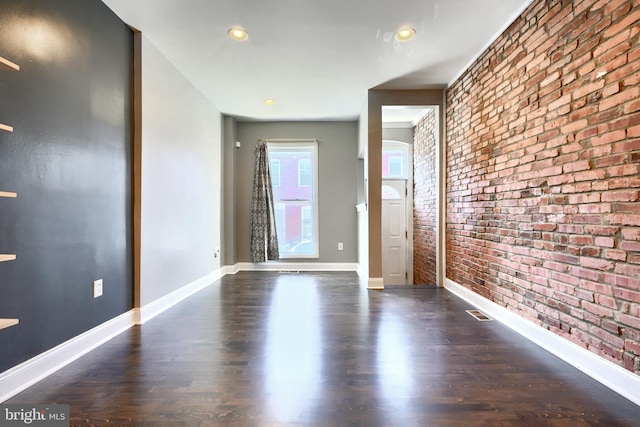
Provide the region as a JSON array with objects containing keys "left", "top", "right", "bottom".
[{"left": 268, "top": 142, "right": 319, "bottom": 259}]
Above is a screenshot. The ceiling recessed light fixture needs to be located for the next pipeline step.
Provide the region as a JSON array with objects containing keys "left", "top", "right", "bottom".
[
  {"left": 263, "top": 99, "right": 276, "bottom": 106},
  {"left": 395, "top": 27, "right": 416, "bottom": 42},
  {"left": 228, "top": 27, "right": 249, "bottom": 41}
]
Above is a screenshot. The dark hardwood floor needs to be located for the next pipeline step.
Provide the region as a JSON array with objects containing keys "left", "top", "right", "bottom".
[{"left": 7, "top": 272, "right": 640, "bottom": 426}]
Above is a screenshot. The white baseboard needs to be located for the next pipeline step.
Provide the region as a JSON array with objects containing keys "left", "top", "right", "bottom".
[
  {"left": 0, "top": 310, "right": 136, "bottom": 403},
  {"left": 136, "top": 269, "right": 222, "bottom": 325},
  {"left": 234, "top": 262, "right": 358, "bottom": 272},
  {"left": 221, "top": 264, "right": 240, "bottom": 275},
  {"left": 445, "top": 278, "right": 640, "bottom": 407},
  {"left": 368, "top": 277, "right": 384, "bottom": 290}
]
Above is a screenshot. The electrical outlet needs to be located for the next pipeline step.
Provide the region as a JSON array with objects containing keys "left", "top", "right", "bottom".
[
  {"left": 338, "top": 242, "right": 344, "bottom": 251},
  {"left": 93, "top": 279, "right": 103, "bottom": 298}
]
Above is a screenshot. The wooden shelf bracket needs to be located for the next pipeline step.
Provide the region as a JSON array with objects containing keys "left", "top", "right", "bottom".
[
  {"left": 0, "top": 55, "right": 20, "bottom": 71},
  {"left": 0, "top": 319, "right": 19, "bottom": 330}
]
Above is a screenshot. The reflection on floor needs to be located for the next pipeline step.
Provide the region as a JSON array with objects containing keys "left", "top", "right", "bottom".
[{"left": 8, "top": 272, "right": 640, "bottom": 426}]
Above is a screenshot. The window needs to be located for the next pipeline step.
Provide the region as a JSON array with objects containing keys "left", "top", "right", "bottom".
[
  {"left": 298, "top": 158, "right": 311, "bottom": 186},
  {"left": 270, "top": 159, "right": 281, "bottom": 187},
  {"left": 388, "top": 156, "right": 403, "bottom": 177},
  {"left": 382, "top": 142, "right": 409, "bottom": 179},
  {"left": 268, "top": 142, "right": 318, "bottom": 258}
]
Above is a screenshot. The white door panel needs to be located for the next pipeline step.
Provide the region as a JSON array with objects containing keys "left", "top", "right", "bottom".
[{"left": 382, "top": 180, "right": 407, "bottom": 285}]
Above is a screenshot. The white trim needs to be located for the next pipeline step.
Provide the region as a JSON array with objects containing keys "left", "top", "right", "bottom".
[
  {"left": 368, "top": 277, "right": 384, "bottom": 290},
  {"left": 221, "top": 264, "right": 240, "bottom": 275},
  {"left": 445, "top": 278, "right": 640, "bottom": 407},
  {"left": 235, "top": 262, "right": 357, "bottom": 272},
  {"left": 136, "top": 269, "right": 222, "bottom": 325},
  {"left": 447, "top": 0, "right": 535, "bottom": 87},
  {"left": 260, "top": 138, "right": 319, "bottom": 143},
  {"left": 0, "top": 311, "right": 135, "bottom": 403},
  {"left": 357, "top": 263, "right": 368, "bottom": 280}
]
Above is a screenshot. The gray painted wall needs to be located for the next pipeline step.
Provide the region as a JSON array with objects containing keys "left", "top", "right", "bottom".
[
  {"left": 222, "top": 116, "right": 237, "bottom": 266},
  {"left": 383, "top": 127, "right": 414, "bottom": 144},
  {"left": 140, "top": 36, "right": 222, "bottom": 305},
  {"left": 231, "top": 121, "right": 358, "bottom": 263}
]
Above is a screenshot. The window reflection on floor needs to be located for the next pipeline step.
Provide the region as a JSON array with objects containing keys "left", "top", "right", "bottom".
[
  {"left": 264, "top": 275, "right": 321, "bottom": 420},
  {"left": 376, "top": 313, "right": 414, "bottom": 401}
]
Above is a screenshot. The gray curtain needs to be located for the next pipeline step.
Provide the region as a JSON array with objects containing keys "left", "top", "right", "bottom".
[{"left": 250, "top": 141, "right": 279, "bottom": 262}]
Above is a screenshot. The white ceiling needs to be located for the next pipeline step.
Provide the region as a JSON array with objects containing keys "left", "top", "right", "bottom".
[{"left": 101, "top": 0, "right": 532, "bottom": 122}]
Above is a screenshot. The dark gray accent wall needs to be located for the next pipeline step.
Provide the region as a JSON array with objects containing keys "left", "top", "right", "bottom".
[
  {"left": 0, "top": 0, "right": 132, "bottom": 372},
  {"left": 233, "top": 121, "right": 358, "bottom": 263}
]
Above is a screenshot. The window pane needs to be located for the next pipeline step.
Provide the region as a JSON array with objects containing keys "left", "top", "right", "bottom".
[
  {"left": 269, "top": 149, "right": 313, "bottom": 203},
  {"left": 388, "top": 156, "right": 403, "bottom": 177},
  {"left": 270, "top": 159, "right": 281, "bottom": 187},
  {"left": 382, "top": 146, "right": 408, "bottom": 178},
  {"left": 278, "top": 201, "right": 315, "bottom": 256}
]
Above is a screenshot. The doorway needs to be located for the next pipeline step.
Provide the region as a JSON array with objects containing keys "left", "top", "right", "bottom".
[
  {"left": 381, "top": 105, "right": 438, "bottom": 286},
  {"left": 381, "top": 138, "right": 413, "bottom": 285}
]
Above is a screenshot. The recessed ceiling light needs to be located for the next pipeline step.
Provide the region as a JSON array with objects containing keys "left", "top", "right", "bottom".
[
  {"left": 395, "top": 27, "right": 416, "bottom": 42},
  {"left": 228, "top": 27, "right": 249, "bottom": 41},
  {"left": 263, "top": 99, "right": 276, "bottom": 106}
]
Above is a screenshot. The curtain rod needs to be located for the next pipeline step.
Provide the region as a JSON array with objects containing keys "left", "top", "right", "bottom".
[{"left": 258, "top": 138, "right": 319, "bottom": 143}]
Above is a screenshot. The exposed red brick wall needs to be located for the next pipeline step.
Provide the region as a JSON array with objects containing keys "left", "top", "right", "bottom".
[
  {"left": 446, "top": 0, "right": 640, "bottom": 374},
  {"left": 414, "top": 110, "right": 438, "bottom": 284}
]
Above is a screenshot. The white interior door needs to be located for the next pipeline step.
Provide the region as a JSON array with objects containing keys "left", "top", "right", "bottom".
[{"left": 382, "top": 180, "right": 407, "bottom": 285}]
